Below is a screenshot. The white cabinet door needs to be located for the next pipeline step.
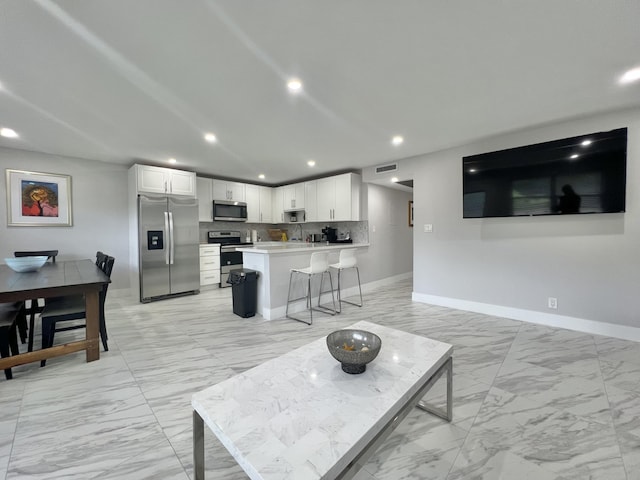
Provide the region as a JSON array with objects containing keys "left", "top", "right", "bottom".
[
  {"left": 245, "top": 184, "right": 260, "bottom": 223},
  {"left": 135, "top": 165, "right": 195, "bottom": 197},
  {"left": 213, "top": 180, "right": 246, "bottom": 201},
  {"left": 196, "top": 177, "right": 213, "bottom": 222},
  {"left": 246, "top": 185, "right": 273, "bottom": 223},
  {"left": 137, "top": 165, "right": 168, "bottom": 194},
  {"left": 272, "top": 186, "right": 285, "bottom": 223},
  {"left": 293, "top": 182, "right": 305, "bottom": 210},
  {"left": 168, "top": 169, "right": 196, "bottom": 196},
  {"left": 315, "top": 173, "right": 360, "bottom": 221},
  {"left": 259, "top": 186, "right": 273, "bottom": 223},
  {"left": 228, "top": 182, "right": 245, "bottom": 202},
  {"left": 282, "top": 185, "right": 295, "bottom": 211},
  {"left": 333, "top": 174, "right": 352, "bottom": 221},
  {"left": 316, "top": 177, "right": 336, "bottom": 221},
  {"left": 283, "top": 183, "right": 305, "bottom": 211},
  {"left": 212, "top": 180, "right": 229, "bottom": 201},
  {"left": 304, "top": 180, "right": 317, "bottom": 222}
]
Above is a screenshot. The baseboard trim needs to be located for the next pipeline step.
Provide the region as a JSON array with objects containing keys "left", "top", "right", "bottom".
[{"left": 412, "top": 292, "right": 640, "bottom": 342}]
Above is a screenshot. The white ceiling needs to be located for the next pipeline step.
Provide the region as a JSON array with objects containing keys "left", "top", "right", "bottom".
[{"left": 1, "top": 0, "right": 639, "bottom": 186}]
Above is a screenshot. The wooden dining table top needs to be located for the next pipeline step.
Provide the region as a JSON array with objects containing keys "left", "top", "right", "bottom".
[{"left": 0, "top": 259, "right": 110, "bottom": 302}]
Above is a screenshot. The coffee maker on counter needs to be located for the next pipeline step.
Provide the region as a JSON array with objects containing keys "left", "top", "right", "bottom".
[{"left": 321, "top": 226, "right": 337, "bottom": 243}]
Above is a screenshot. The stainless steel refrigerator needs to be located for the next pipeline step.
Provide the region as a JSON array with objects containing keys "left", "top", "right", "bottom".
[{"left": 138, "top": 194, "right": 200, "bottom": 302}]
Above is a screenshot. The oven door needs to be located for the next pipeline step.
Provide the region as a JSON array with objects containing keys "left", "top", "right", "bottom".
[{"left": 220, "top": 249, "right": 243, "bottom": 287}]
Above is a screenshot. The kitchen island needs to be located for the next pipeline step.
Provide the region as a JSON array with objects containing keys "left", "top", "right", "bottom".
[{"left": 237, "top": 242, "right": 369, "bottom": 320}]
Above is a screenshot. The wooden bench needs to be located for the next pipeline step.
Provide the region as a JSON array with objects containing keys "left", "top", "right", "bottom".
[{"left": 0, "top": 302, "right": 25, "bottom": 380}]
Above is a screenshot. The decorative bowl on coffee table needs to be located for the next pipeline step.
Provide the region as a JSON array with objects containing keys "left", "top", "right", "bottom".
[{"left": 326, "top": 329, "right": 382, "bottom": 374}]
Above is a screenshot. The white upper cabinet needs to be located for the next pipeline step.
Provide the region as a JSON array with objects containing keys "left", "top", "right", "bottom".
[
  {"left": 196, "top": 176, "right": 213, "bottom": 222},
  {"left": 316, "top": 173, "right": 361, "bottom": 221},
  {"left": 212, "top": 179, "right": 245, "bottom": 202},
  {"left": 133, "top": 164, "right": 196, "bottom": 197},
  {"left": 246, "top": 184, "right": 273, "bottom": 223},
  {"left": 259, "top": 186, "right": 273, "bottom": 223},
  {"left": 304, "top": 180, "right": 318, "bottom": 223},
  {"left": 272, "top": 186, "right": 285, "bottom": 223},
  {"left": 245, "top": 184, "right": 260, "bottom": 222},
  {"left": 282, "top": 182, "right": 305, "bottom": 211}
]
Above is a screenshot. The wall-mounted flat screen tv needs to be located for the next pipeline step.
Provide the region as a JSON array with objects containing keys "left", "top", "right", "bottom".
[{"left": 463, "top": 128, "right": 627, "bottom": 218}]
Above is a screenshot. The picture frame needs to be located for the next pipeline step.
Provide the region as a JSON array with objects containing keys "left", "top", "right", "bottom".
[
  {"left": 408, "top": 200, "right": 414, "bottom": 227},
  {"left": 5, "top": 169, "right": 73, "bottom": 226}
]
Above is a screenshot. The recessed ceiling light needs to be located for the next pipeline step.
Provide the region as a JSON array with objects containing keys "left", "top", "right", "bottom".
[
  {"left": 570, "top": 154, "right": 579, "bottom": 159},
  {"left": 620, "top": 67, "right": 640, "bottom": 84},
  {"left": 287, "top": 78, "right": 303, "bottom": 92},
  {"left": 204, "top": 133, "right": 217, "bottom": 143},
  {"left": 468, "top": 168, "right": 477, "bottom": 173},
  {"left": 168, "top": 158, "right": 177, "bottom": 164},
  {"left": 391, "top": 135, "right": 404, "bottom": 146},
  {"left": 581, "top": 139, "right": 592, "bottom": 146},
  {"left": 258, "top": 174, "right": 265, "bottom": 179},
  {"left": 307, "top": 160, "right": 316, "bottom": 167},
  {"left": 0, "top": 127, "right": 18, "bottom": 138},
  {"left": 391, "top": 177, "right": 399, "bottom": 183}
]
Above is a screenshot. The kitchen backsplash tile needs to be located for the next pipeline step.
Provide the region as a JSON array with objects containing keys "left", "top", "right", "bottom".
[{"left": 199, "top": 221, "right": 369, "bottom": 244}]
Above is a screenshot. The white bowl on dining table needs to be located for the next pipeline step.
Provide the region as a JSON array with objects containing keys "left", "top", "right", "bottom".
[{"left": 4, "top": 256, "right": 49, "bottom": 272}]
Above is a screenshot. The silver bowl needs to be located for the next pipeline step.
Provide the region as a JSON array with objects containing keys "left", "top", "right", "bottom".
[
  {"left": 326, "top": 329, "right": 382, "bottom": 374},
  {"left": 4, "top": 256, "right": 49, "bottom": 273}
]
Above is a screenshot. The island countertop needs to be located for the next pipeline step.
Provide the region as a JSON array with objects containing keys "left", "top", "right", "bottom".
[
  {"left": 238, "top": 242, "right": 369, "bottom": 320},
  {"left": 237, "top": 242, "right": 369, "bottom": 254}
]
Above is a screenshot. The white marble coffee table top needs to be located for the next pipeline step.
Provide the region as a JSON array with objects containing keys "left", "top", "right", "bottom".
[{"left": 192, "top": 320, "right": 453, "bottom": 480}]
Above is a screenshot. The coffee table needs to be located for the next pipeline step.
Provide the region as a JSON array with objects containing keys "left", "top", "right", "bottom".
[{"left": 192, "top": 321, "right": 453, "bottom": 479}]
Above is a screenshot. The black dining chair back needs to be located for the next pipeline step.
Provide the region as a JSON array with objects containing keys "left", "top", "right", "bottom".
[
  {"left": 13, "top": 250, "right": 59, "bottom": 349},
  {"left": 40, "top": 253, "right": 115, "bottom": 367},
  {"left": 14, "top": 250, "right": 59, "bottom": 262}
]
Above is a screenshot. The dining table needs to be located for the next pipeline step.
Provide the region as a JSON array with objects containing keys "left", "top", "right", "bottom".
[{"left": 0, "top": 259, "right": 110, "bottom": 371}]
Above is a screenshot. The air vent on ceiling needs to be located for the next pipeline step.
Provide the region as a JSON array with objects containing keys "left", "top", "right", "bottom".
[{"left": 375, "top": 163, "right": 398, "bottom": 174}]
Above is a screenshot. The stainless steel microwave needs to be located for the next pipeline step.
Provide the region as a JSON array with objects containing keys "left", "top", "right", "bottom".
[{"left": 213, "top": 200, "right": 247, "bottom": 222}]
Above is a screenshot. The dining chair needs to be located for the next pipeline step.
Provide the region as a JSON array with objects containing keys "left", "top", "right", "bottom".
[
  {"left": 13, "top": 250, "right": 58, "bottom": 349},
  {"left": 0, "top": 302, "right": 26, "bottom": 380},
  {"left": 39, "top": 253, "right": 115, "bottom": 367}
]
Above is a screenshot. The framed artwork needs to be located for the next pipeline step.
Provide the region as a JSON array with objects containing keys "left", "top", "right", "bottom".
[
  {"left": 408, "top": 200, "right": 414, "bottom": 227},
  {"left": 5, "top": 169, "right": 73, "bottom": 226}
]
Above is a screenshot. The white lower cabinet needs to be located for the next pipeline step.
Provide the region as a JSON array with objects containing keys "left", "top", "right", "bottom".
[{"left": 199, "top": 244, "right": 220, "bottom": 287}]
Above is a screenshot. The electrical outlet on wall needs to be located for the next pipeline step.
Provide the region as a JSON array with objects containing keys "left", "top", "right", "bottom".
[
  {"left": 423, "top": 224, "right": 433, "bottom": 233},
  {"left": 548, "top": 297, "right": 558, "bottom": 309}
]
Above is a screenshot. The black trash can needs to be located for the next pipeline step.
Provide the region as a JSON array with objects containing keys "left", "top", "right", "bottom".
[{"left": 227, "top": 269, "right": 259, "bottom": 318}]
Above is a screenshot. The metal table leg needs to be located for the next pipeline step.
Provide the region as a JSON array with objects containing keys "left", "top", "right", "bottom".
[
  {"left": 193, "top": 410, "right": 205, "bottom": 480},
  {"left": 416, "top": 356, "right": 453, "bottom": 421}
]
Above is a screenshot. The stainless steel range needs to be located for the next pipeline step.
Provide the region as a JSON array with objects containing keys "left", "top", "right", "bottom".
[{"left": 207, "top": 231, "right": 253, "bottom": 288}]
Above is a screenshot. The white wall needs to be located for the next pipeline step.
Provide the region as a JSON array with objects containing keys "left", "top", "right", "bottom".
[
  {"left": 393, "top": 108, "right": 639, "bottom": 332},
  {"left": 358, "top": 183, "right": 413, "bottom": 283},
  {"left": 0, "top": 148, "right": 130, "bottom": 290}
]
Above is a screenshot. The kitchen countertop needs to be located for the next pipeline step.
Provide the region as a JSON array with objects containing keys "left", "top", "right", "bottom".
[{"left": 237, "top": 242, "right": 369, "bottom": 254}]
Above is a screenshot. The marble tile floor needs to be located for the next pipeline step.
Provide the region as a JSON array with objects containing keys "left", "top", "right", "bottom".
[{"left": 1, "top": 280, "right": 639, "bottom": 479}]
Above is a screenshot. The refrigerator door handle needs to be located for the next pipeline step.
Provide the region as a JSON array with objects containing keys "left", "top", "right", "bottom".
[
  {"left": 168, "top": 211, "right": 175, "bottom": 265},
  {"left": 164, "top": 211, "right": 170, "bottom": 265}
]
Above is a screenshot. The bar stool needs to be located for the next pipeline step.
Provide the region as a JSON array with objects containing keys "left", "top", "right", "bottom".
[
  {"left": 286, "top": 252, "right": 336, "bottom": 325},
  {"left": 327, "top": 249, "right": 363, "bottom": 313}
]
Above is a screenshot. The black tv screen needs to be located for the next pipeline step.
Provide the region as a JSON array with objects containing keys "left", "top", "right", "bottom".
[{"left": 463, "top": 128, "right": 627, "bottom": 218}]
